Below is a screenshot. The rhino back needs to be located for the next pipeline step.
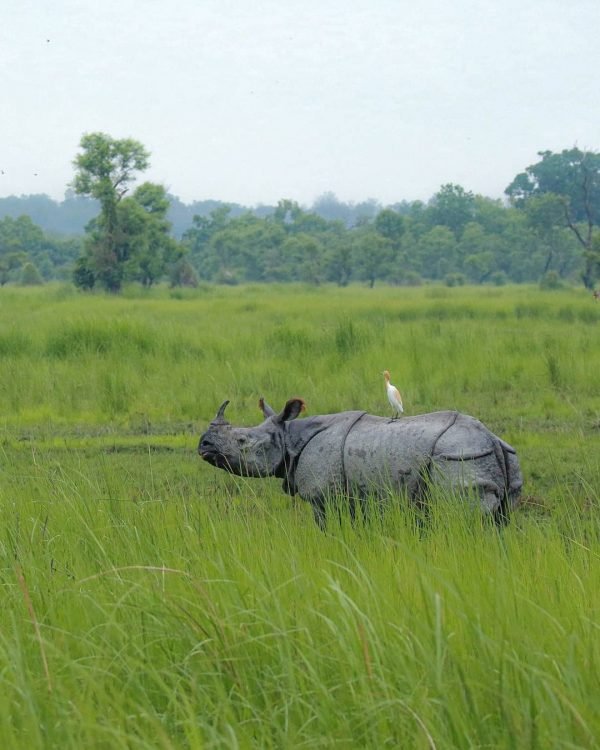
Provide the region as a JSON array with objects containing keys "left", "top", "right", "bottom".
[
  {"left": 432, "top": 412, "right": 497, "bottom": 459},
  {"left": 342, "top": 411, "right": 459, "bottom": 496},
  {"left": 292, "top": 410, "right": 521, "bottom": 514}
]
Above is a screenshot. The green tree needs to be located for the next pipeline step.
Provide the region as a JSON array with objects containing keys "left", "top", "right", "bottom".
[
  {"left": 273, "top": 199, "right": 304, "bottom": 227},
  {"left": 0, "top": 215, "right": 50, "bottom": 283},
  {"left": 463, "top": 251, "right": 495, "bottom": 284},
  {"left": 243, "top": 221, "right": 286, "bottom": 281},
  {"left": 403, "top": 201, "right": 429, "bottom": 240},
  {"left": 169, "top": 258, "right": 199, "bottom": 288},
  {"left": 374, "top": 208, "right": 404, "bottom": 250},
  {"left": 311, "top": 192, "right": 354, "bottom": 224},
  {"left": 417, "top": 226, "right": 458, "bottom": 280},
  {"left": 19, "top": 261, "right": 44, "bottom": 285},
  {"left": 206, "top": 219, "right": 251, "bottom": 283},
  {"left": 587, "top": 234, "right": 600, "bottom": 286},
  {"left": 0, "top": 215, "right": 45, "bottom": 255},
  {"left": 459, "top": 223, "right": 498, "bottom": 282},
  {"left": 280, "top": 233, "right": 324, "bottom": 284},
  {"left": 72, "top": 255, "right": 95, "bottom": 290},
  {"left": 119, "top": 183, "right": 182, "bottom": 286},
  {"left": 72, "top": 132, "right": 151, "bottom": 291},
  {"left": 0, "top": 252, "right": 26, "bottom": 285},
  {"left": 352, "top": 228, "right": 394, "bottom": 288},
  {"left": 427, "top": 184, "right": 475, "bottom": 237},
  {"left": 182, "top": 206, "right": 232, "bottom": 279},
  {"left": 524, "top": 194, "right": 579, "bottom": 277},
  {"left": 505, "top": 148, "right": 600, "bottom": 287},
  {"left": 472, "top": 196, "right": 509, "bottom": 234},
  {"left": 324, "top": 238, "right": 353, "bottom": 286}
]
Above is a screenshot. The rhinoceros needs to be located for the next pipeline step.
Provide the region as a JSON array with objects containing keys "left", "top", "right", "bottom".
[{"left": 198, "top": 398, "right": 522, "bottom": 527}]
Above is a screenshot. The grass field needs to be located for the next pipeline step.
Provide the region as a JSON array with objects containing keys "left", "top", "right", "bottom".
[{"left": 1, "top": 283, "right": 599, "bottom": 748}]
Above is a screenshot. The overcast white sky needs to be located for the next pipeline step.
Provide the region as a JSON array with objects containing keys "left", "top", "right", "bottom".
[{"left": 1, "top": 0, "right": 599, "bottom": 207}]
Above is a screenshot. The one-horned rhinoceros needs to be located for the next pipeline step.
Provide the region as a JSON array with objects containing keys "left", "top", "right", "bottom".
[{"left": 198, "top": 398, "right": 523, "bottom": 527}]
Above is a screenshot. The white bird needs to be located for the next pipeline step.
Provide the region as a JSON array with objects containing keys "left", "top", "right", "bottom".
[{"left": 383, "top": 369, "right": 404, "bottom": 419}]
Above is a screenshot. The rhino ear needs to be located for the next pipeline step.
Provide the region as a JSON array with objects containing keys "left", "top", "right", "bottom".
[
  {"left": 275, "top": 398, "right": 306, "bottom": 423},
  {"left": 259, "top": 397, "right": 277, "bottom": 419}
]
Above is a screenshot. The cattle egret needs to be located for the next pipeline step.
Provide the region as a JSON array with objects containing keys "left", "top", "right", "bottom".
[{"left": 383, "top": 369, "right": 403, "bottom": 419}]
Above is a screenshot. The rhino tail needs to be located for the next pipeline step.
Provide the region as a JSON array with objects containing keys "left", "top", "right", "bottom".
[{"left": 495, "top": 439, "right": 523, "bottom": 522}]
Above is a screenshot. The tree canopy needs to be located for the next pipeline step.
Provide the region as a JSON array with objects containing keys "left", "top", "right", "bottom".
[
  {"left": 0, "top": 214, "right": 80, "bottom": 285},
  {"left": 505, "top": 148, "right": 600, "bottom": 287},
  {"left": 71, "top": 133, "right": 182, "bottom": 291}
]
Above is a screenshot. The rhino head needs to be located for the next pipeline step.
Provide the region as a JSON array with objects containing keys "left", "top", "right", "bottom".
[{"left": 198, "top": 397, "right": 306, "bottom": 478}]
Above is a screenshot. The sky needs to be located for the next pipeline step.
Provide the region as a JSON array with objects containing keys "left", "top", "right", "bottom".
[{"left": 2, "top": 0, "right": 599, "bottom": 208}]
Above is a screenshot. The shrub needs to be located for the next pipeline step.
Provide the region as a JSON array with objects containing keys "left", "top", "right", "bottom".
[
  {"left": 444, "top": 272, "right": 466, "bottom": 287},
  {"left": 19, "top": 262, "right": 44, "bottom": 286},
  {"left": 169, "top": 259, "right": 199, "bottom": 288},
  {"left": 402, "top": 271, "right": 423, "bottom": 286},
  {"left": 539, "top": 270, "right": 563, "bottom": 290},
  {"left": 490, "top": 271, "right": 508, "bottom": 286}
]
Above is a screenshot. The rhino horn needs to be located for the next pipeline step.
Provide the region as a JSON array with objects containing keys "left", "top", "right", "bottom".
[
  {"left": 259, "top": 397, "right": 277, "bottom": 419},
  {"left": 211, "top": 400, "right": 231, "bottom": 425}
]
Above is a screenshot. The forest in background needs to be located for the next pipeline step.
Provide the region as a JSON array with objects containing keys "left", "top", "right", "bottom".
[{"left": 1, "top": 136, "right": 599, "bottom": 291}]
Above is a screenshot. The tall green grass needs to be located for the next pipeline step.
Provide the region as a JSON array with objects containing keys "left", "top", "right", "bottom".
[
  {"left": 1, "top": 283, "right": 599, "bottom": 427},
  {"left": 1, "top": 282, "right": 599, "bottom": 747},
  {"left": 0, "top": 449, "right": 598, "bottom": 748}
]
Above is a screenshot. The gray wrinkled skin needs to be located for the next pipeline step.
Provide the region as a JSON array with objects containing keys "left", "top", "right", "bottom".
[{"left": 198, "top": 397, "right": 523, "bottom": 527}]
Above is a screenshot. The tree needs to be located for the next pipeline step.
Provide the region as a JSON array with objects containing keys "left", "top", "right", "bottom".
[
  {"left": 0, "top": 214, "right": 81, "bottom": 282},
  {"left": 324, "top": 238, "right": 353, "bottom": 286},
  {"left": 19, "top": 261, "right": 44, "bottom": 285},
  {"left": 310, "top": 193, "right": 381, "bottom": 227},
  {"left": 280, "top": 234, "right": 324, "bottom": 285},
  {"left": 0, "top": 252, "right": 26, "bottom": 285},
  {"left": 523, "top": 194, "right": 579, "bottom": 277},
  {"left": 427, "top": 184, "right": 475, "bottom": 237},
  {"left": 311, "top": 192, "right": 354, "bottom": 225},
  {"left": 118, "top": 183, "right": 182, "bottom": 286},
  {"left": 72, "top": 255, "right": 95, "bottom": 290},
  {"left": 0, "top": 216, "right": 42, "bottom": 283},
  {"left": 352, "top": 228, "right": 395, "bottom": 288},
  {"left": 73, "top": 133, "right": 150, "bottom": 205},
  {"left": 417, "top": 226, "right": 458, "bottom": 280},
  {"left": 169, "top": 258, "right": 199, "bottom": 287},
  {"left": 273, "top": 199, "right": 304, "bottom": 227},
  {"left": 374, "top": 208, "right": 404, "bottom": 249},
  {"left": 182, "top": 206, "right": 232, "bottom": 279},
  {"left": 72, "top": 133, "right": 151, "bottom": 291},
  {"left": 0, "top": 215, "right": 45, "bottom": 255},
  {"left": 505, "top": 148, "right": 600, "bottom": 288}
]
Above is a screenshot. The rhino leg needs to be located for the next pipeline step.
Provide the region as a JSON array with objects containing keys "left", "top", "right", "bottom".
[
  {"left": 428, "top": 456, "right": 504, "bottom": 517},
  {"left": 307, "top": 492, "right": 367, "bottom": 530},
  {"left": 310, "top": 497, "right": 327, "bottom": 530}
]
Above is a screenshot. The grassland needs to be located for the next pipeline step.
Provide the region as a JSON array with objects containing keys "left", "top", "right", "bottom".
[{"left": 0, "top": 282, "right": 599, "bottom": 748}]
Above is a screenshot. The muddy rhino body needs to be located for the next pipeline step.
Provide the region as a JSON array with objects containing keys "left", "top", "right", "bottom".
[{"left": 198, "top": 398, "right": 522, "bottom": 527}]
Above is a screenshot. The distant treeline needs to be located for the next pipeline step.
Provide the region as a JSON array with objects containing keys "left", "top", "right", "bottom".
[
  {"left": 0, "top": 187, "right": 584, "bottom": 288},
  {"left": 3, "top": 143, "right": 600, "bottom": 290},
  {"left": 0, "top": 141, "right": 600, "bottom": 293},
  {"left": 0, "top": 191, "right": 382, "bottom": 239},
  {"left": 178, "top": 191, "right": 584, "bottom": 288}
]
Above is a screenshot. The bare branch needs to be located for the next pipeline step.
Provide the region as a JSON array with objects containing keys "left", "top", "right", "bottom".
[
  {"left": 581, "top": 166, "right": 594, "bottom": 247},
  {"left": 561, "top": 198, "right": 589, "bottom": 250}
]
